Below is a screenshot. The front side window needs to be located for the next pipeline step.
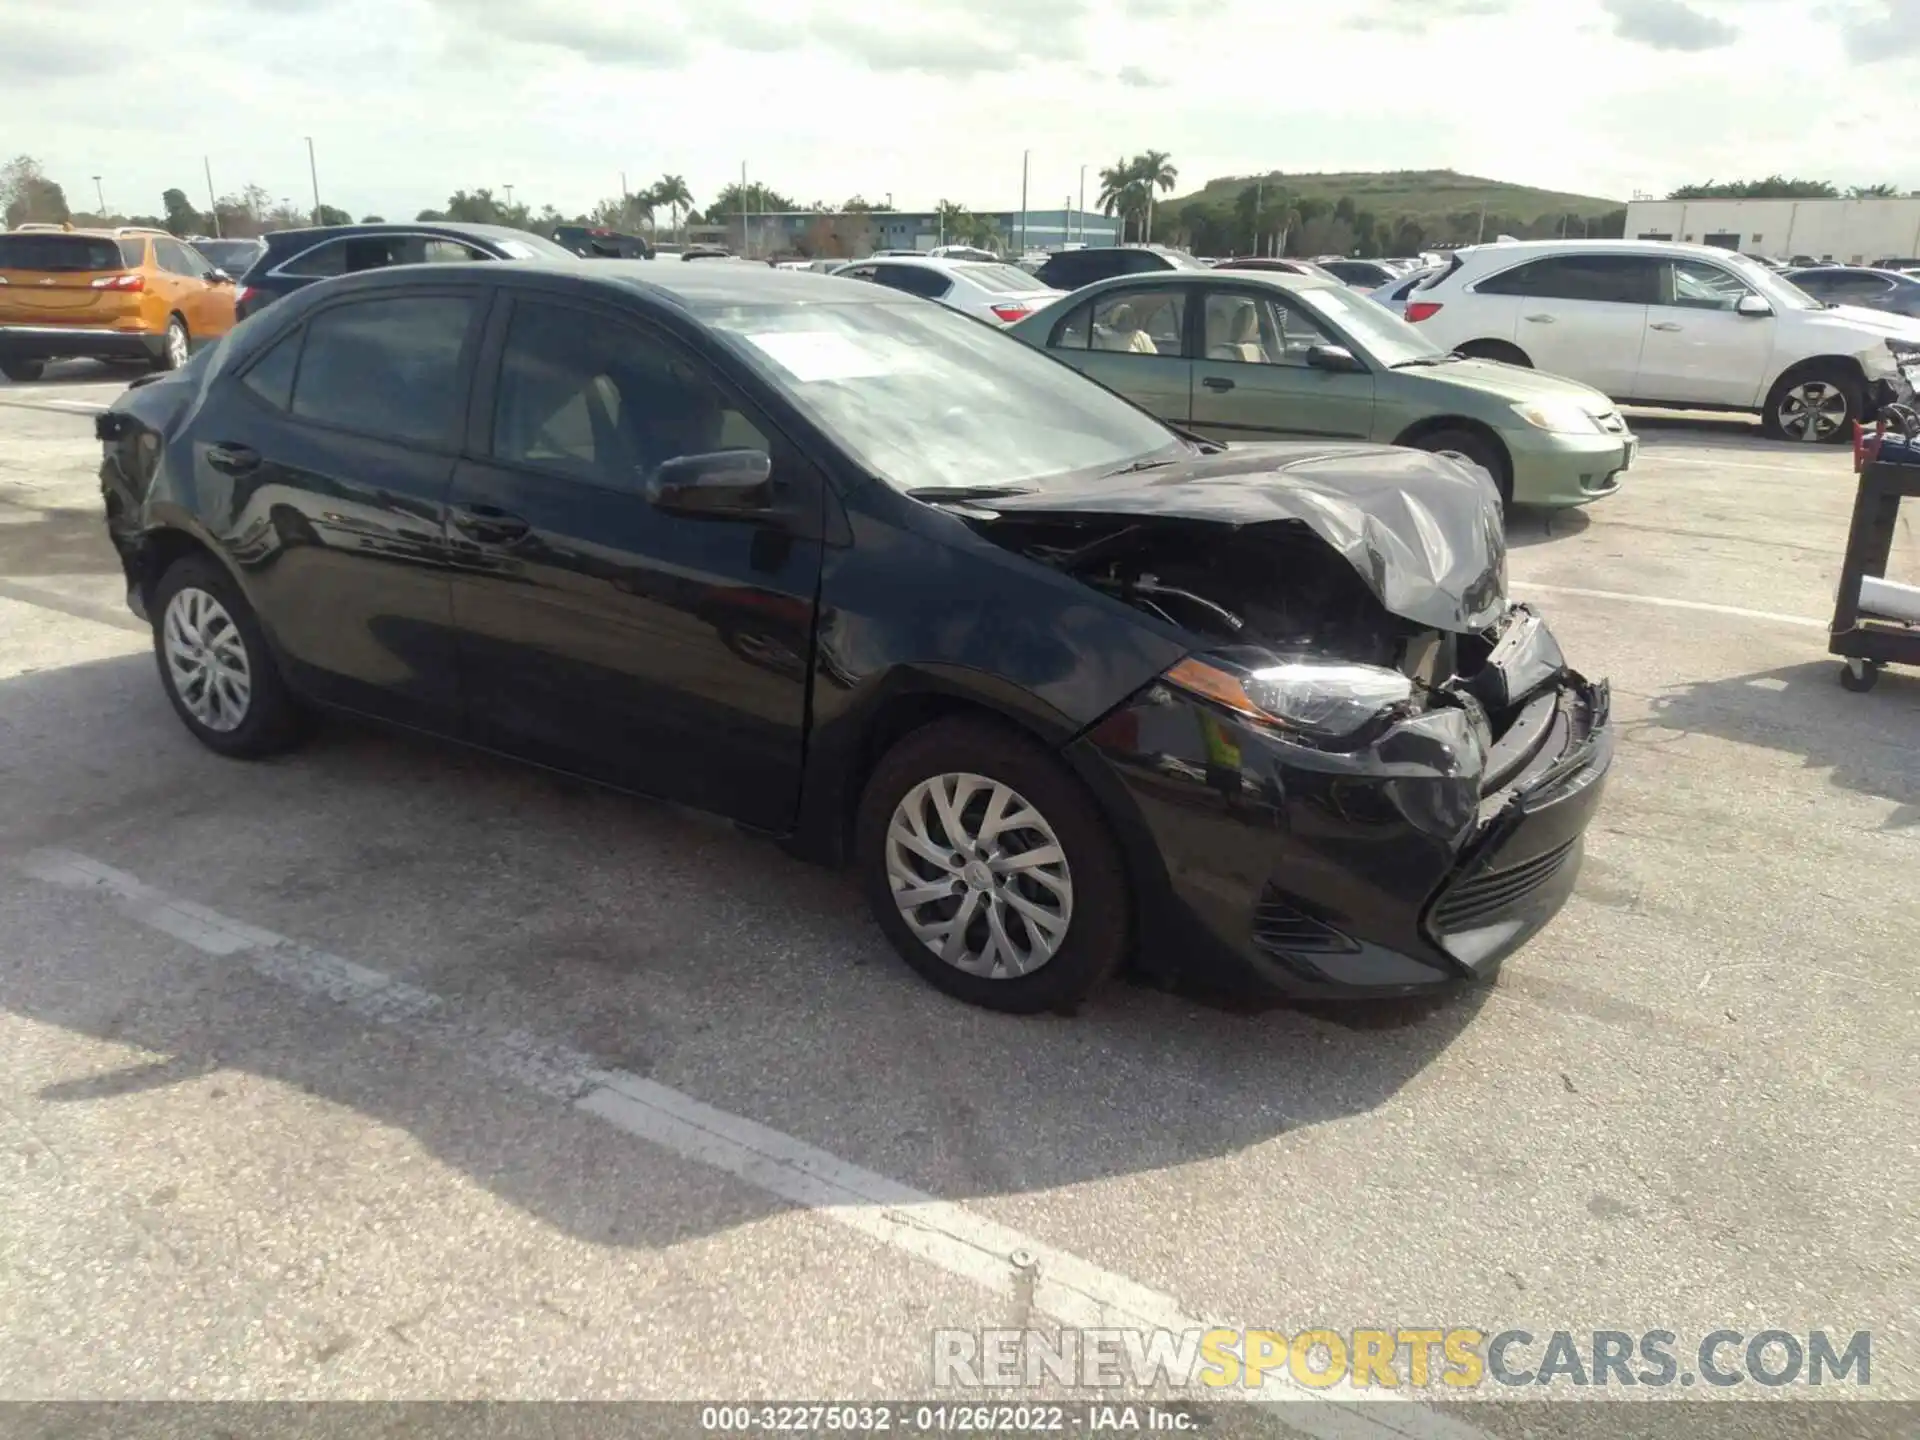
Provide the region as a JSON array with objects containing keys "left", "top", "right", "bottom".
[
  {"left": 281, "top": 236, "right": 412, "bottom": 278},
  {"left": 1666, "top": 259, "right": 1754, "bottom": 310},
  {"left": 705, "top": 297, "right": 1183, "bottom": 494},
  {"left": 290, "top": 296, "right": 474, "bottom": 447},
  {"left": 154, "top": 238, "right": 202, "bottom": 277},
  {"left": 1089, "top": 287, "right": 1185, "bottom": 356},
  {"left": 240, "top": 327, "right": 302, "bottom": 411},
  {"left": 492, "top": 300, "right": 769, "bottom": 488},
  {"left": 1478, "top": 255, "right": 1658, "bottom": 304},
  {"left": 422, "top": 239, "right": 486, "bottom": 265}
]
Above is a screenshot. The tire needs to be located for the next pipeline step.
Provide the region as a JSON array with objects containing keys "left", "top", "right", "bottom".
[
  {"left": 1, "top": 358, "right": 45, "bottom": 382},
  {"left": 1410, "top": 426, "right": 1513, "bottom": 505},
  {"left": 1762, "top": 364, "right": 1861, "bottom": 444},
  {"left": 150, "top": 553, "right": 308, "bottom": 758},
  {"left": 151, "top": 315, "right": 190, "bottom": 373},
  {"left": 1454, "top": 339, "right": 1531, "bottom": 367},
  {"left": 1838, "top": 660, "right": 1881, "bottom": 693},
  {"left": 854, "top": 717, "right": 1129, "bottom": 1014}
]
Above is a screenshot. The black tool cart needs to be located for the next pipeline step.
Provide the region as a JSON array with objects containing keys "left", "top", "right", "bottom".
[{"left": 1831, "top": 405, "right": 1920, "bottom": 692}]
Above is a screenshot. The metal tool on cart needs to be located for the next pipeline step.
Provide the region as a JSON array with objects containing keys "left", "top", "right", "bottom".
[{"left": 1832, "top": 404, "right": 1920, "bottom": 692}]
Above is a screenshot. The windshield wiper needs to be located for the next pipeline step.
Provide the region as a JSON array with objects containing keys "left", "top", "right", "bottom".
[
  {"left": 1392, "top": 354, "right": 1458, "bottom": 368},
  {"left": 1103, "top": 457, "right": 1180, "bottom": 477},
  {"left": 904, "top": 484, "right": 1038, "bottom": 501}
]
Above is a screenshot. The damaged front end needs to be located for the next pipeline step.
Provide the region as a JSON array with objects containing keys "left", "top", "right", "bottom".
[{"left": 951, "top": 448, "right": 1614, "bottom": 995}]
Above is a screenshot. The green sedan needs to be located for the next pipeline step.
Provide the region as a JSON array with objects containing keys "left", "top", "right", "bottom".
[{"left": 1007, "top": 269, "right": 1635, "bottom": 506}]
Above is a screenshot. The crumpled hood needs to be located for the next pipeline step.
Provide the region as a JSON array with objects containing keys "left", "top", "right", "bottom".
[{"left": 975, "top": 443, "right": 1508, "bottom": 633}]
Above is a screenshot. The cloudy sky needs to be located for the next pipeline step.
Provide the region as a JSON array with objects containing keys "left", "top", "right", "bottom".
[{"left": 4, "top": 0, "right": 1917, "bottom": 221}]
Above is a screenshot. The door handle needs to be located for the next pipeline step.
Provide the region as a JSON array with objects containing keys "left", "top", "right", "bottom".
[
  {"left": 1650, "top": 321, "right": 1683, "bottom": 332},
  {"left": 451, "top": 505, "right": 531, "bottom": 544},
  {"left": 206, "top": 442, "right": 259, "bottom": 475},
  {"left": 1522, "top": 314, "right": 1557, "bottom": 324},
  {"left": 1202, "top": 375, "right": 1236, "bottom": 392}
]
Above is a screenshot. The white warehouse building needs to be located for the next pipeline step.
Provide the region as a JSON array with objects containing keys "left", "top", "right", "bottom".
[{"left": 1622, "top": 197, "right": 1920, "bottom": 266}]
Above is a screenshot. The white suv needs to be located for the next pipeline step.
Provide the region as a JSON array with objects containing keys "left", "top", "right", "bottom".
[{"left": 1406, "top": 240, "right": 1920, "bottom": 442}]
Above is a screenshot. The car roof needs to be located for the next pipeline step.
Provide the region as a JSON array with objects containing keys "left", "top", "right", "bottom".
[
  {"left": 259, "top": 220, "right": 535, "bottom": 248},
  {"left": 844, "top": 254, "right": 1015, "bottom": 270},
  {"left": 299, "top": 258, "right": 901, "bottom": 311},
  {"left": 1068, "top": 268, "right": 1342, "bottom": 296},
  {"left": 1449, "top": 238, "right": 1769, "bottom": 265}
]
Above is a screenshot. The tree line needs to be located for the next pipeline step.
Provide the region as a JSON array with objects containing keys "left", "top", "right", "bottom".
[{"left": 1666, "top": 177, "right": 1917, "bottom": 199}]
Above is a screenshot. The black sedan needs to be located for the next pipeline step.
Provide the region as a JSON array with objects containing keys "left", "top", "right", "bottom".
[
  {"left": 231, "top": 221, "right": 575, "bottom": 321},
  {"left": 1786, "top": 266, "right": 1920, "bottom": 318},
  {"left": 94, "top": 260, "right": 1613, "bottom": 1013}
]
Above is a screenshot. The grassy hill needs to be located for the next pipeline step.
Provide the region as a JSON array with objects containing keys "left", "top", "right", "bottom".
[{"left": 1165, "top": 168, "right": 1623, "bottom": 222}]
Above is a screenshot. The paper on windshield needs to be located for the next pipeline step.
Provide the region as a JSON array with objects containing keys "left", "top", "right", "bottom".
[{"left": 744, "top": 330, "right": 898, "bottom": 383}]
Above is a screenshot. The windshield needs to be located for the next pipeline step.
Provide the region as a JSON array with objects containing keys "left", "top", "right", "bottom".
[
  {"left": 704, "top": 299, "right": 1183, "bottom": 492},
  {"left": 1294, "top": 284, "right": 1444, "bottom": 368},
  {"left": 955, "top": 263, "right": 1050, "bottom": 294},
  {"left": 493, "top": 232, "right": 576, "bottom": 261}
]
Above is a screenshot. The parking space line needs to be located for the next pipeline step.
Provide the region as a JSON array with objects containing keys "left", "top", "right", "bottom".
[
  {"left": 1512, "top": 580, "right": 1825, "bottom": 629},
  {"left": 17, "top": 846, "right": 1488, "bottom": 1437},
  {"left": 1637, "top": 452, "right": 1845, "bottom": 476}
]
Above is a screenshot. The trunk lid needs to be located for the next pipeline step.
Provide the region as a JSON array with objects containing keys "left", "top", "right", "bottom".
[{"left": 0, "top": 233, "right": 138, "bottom": 323}]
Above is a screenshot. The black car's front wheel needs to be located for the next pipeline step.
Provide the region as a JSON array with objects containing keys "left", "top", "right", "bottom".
[
  {"left": 151, "top": 554, "right": 307, "bottom": 758},
  {"left": 855, "top": 718, "right": 1129, "bottom": 1014},
  {"left": 1, "top": 358, "right": 45, "bottom": 382}
]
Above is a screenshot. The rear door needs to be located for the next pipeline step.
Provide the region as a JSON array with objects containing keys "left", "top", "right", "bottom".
[
  {"left": 1188, "top": 286, "right": 1376, "bottom": 440},
  {"left": 868, "top": 263, "right": 954, "bottom": 306},
  {"left": 1634, "top": 257, "right": 1776, "bottom": 408},
  {"left": 1039, "top": 284, "right": 1193, "bottom": 422},
  {"left": 186, "top": 288, "right": 480, "bottom": 728},
  {"left": 0, "top": 231, "right": 132, "bottom": 329},
  {"left": 445, "top": 291, "right": 824, "bottom": 829},
  {"left": 1476, "top": 253, "right": 1655, "bottom": 396},
  {"left": 153, "top": 236, "right": 221, "bottom": 342}
]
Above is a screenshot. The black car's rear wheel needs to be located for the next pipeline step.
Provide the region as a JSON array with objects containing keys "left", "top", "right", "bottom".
[
  {"left": 151, "top": 554, "right": 308, "bottom": 758},
  {"left": 1, "top": 358, "right": 45, "bottom": 382},
  {"left": 855, "top": 717, "right": 1128, "bottom": 1013}
]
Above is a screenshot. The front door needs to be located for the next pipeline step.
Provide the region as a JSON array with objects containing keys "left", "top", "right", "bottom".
[
  {"left": 1188, "top": 287, "right": 1377, "bottom": 441},
  {"left": 1632, "top": 257, "right": 1777, "bottom": 408},
  {"left": 1041, "top": 284, "right": 1193, "bottom": 424},
  {"left": 446, "top": 294, "right": 824, "bottom": 832}
]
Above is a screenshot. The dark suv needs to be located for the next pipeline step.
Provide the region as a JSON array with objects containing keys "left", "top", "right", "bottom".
[
  {"left": 1034, "top": 245, "right": 1206, "bottom": 292},
  {"left": 233, "top": 221, "right": 574, "bottom": 321},
  {"left": 552, "top": 225, "right": 653, "bottom": 259}
]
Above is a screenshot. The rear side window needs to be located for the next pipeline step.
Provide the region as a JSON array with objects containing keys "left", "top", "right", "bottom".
[
  {"left": 1478, "top": 255, "right": 1658, "bottom": 305},
  {"left": 240, "top": 327, "right": 303, "bottom": 411},
  {"left": 290, "top": 296, "right": 474, "bottom": 447},
  {"left": 117, "top": 238, "right": 147, "bottom": 267},
  {"left": 871, "top": 265, "right": 951, "bottom": 299},
  {"left": 280, "top": 236, "right": 411, "bottom": 278},
  {"left": 0, "top": 235, "right": 124, "bottom": 272},
  {"left": 956, "top": 263, "right": 1044, "bottom": 293}
]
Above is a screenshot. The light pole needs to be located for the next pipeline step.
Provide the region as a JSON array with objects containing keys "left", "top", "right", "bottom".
[
  {"left": 305, "top": 136, "right": 321, "bottom": 223},
  {"left": 504, "top": 184, "right": 515, "bottom": 210},
  {"left": 1078, "top": 164, "right": 1086, "bottom": 243},
  {"left": 1019, "top": 149, "right": 1029, "bottom": 256},
  {"left": 91, "top": 175, "right": 105, "bottom": 216},
  {"left": 204, "top": 158, "right": 220, "bottom": 237}
]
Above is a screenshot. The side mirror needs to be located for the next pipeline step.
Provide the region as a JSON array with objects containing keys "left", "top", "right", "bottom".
[
  {"left": 206, "top": 268, "right": 232, "bottom": 285},
  {"left": 1305, "top": 343, "right": 1366, "bottom": 373},
  {"left": 1736, "top": 294, "right": 1772, "bottom": 318},
  {"left": 647, "top": 449, "right": 776, "bottom": 518}
]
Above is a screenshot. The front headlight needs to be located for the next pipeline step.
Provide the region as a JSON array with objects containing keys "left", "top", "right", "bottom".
[
  {"left": 1166, "top": 656, "right": 1415, "bottom": 740},
  {"left": 1510, "top": 401, "right": 1602, "bottom": 434}
]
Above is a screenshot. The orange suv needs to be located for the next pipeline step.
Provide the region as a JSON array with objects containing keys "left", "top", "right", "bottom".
[{"left": 0, "top": 225, "right": 238, "bottom": 381}]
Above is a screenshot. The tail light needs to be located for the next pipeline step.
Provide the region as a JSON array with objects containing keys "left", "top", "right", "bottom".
[
  {"left": 89, "top": 273, "right": 145, "bottom": 292},
  {"left": 1404, "top": 300, "right": 1442, "bottom": 323},
  {"left": 234, "top": 285, "right": 255, "bottom": 306},
  {"left": 990, "top": 303, "right": 1032, "bottom": 323}
]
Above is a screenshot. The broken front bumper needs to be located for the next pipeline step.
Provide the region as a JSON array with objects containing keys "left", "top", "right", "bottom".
[{"left": 1075, "top": 627, "right": 1614, "bottom": 998}]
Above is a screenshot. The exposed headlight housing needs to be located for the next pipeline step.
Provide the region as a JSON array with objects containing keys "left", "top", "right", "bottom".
[
  {"left": 1166, "top": 656, "right": 1416, "bottom": 741},
  {"left": 1510, "top": 401, "right": 1602, "bottom": 434},
  {"left": 1886, "top": 339, "right": 1920, "bottom": 388}
]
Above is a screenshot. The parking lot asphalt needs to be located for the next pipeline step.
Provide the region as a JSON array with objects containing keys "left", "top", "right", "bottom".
[{"left": 2, "top": 361, "right": 1917, "bottom": 1423}]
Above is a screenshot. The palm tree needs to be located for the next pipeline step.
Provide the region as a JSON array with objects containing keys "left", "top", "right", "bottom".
[
  {"left": 1096, "top": 158, "right": 1136, "bottom": 241},
  {"left": 653, "top": 174, "right": 693, "bottom": 241},
  {"left": 1133, "top": 150, "right": 1178, "bottom": 243}
]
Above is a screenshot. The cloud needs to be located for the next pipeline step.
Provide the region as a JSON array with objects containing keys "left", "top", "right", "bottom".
[
  {"left": 1116, "top": 64, "right": 1164, "bottom": 87},
  {"left": 1342, "top": 0, "right": 1511, "bottom": 33},
  {"left": 1600, "top": 0, "right": 1740, "bottom": 49},
  {"left": 1834, "top": 0, "right": 1920, "bottom": 60},
  {"left": 0, "top": 31, "right": 118, "bottom": 83}
]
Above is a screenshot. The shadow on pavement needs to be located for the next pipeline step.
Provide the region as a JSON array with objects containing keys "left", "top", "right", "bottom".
[
  {"left": 1505, "top": 506, "right": 1592, "bottom": 550},
  {"left": 1648, "top": 658, "right": 1920, "bottom": 828},
  {"left": 0, "top": 650, "right": 1492, "bottom": 1252}
]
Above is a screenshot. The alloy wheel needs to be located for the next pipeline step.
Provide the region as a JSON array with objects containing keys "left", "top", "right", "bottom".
[
  {"left": 163, "top": 586, "right": 252, "bottom": 732},
  {"left": 1776, "top": 380, "right": 1849, "bottom": 442},
  {"left": 166, "top": 321, "right": 189, "bottom": 369},
  {"left": 884, "top": 771, "right": 1073, "bottom": 978}
]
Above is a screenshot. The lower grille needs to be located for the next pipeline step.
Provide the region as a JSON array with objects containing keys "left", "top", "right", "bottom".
[
  {"left": 1433, "top": 840, "right": 1576, "bottom": 930},
  {"left": 1253, "top": 890, "right": 1360, "bottom": 956}
]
